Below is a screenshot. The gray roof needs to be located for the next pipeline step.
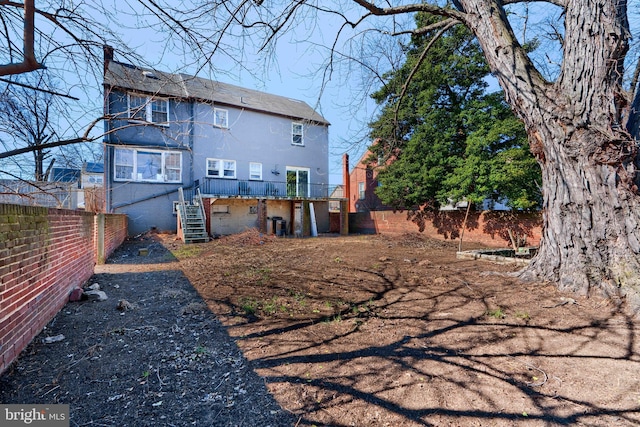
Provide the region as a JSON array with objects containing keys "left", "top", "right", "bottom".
[
  {"left": 105, "top": 61, "right": 330, "bottom": 125},
  {"left": 50, "top": 168, "right": 80, "bottom": 183},
  {"left": 83, "top": 162, "right": 104, "bottom": 174}
]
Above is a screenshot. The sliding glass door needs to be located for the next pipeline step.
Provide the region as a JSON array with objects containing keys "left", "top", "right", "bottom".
[{"left": 286, "top": 167, "right": 309, "bottom": 197}]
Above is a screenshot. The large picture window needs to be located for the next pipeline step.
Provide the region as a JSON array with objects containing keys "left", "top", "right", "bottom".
[
  {"left": 128, "top": 93, "right": 169, "bottom": 124},
  {"left": 207, "top": 158, "right": 236, "bottom": 179},
  {"left": 114, "top": 148, "right": 182, "bottom": 183}
]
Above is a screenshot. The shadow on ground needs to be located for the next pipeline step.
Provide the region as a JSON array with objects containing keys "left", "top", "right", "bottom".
[
  {"left": 179, "top": 232, "right": 640, "bottom": 427},
  {"left": 0, "top": 236, "right": 294, "bottom": 427}
]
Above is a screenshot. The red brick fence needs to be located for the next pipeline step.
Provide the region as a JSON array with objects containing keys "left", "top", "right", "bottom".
[
  {"left": 0, "top": 203, "right": 127, "bottom": 374},
  {"left": 348, "top": 210, "right": 542, "bottom": 248}
]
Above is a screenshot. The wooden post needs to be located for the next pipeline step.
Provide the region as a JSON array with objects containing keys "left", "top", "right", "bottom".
[
  {"left": 257, "top": 199, "right": 268, "bottom": 233},
  {"left": 96, "top": 213, "right": 106, "bottom": 264},
  {"left": 302, "top": 201, "right": 311, "bottom": 237},
  {"left": 340, "top": 200, "right": 349, "bottom": 236}
]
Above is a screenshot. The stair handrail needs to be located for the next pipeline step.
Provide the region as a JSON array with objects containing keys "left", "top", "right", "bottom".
[
  {"left": 177, "top": 187, "right": 188, "bottom": 235},
  {"left": 195, "top": 188, "right": 206, "bottom": 225}
]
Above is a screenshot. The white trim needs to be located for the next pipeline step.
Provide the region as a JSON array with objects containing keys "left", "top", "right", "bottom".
[
  {"left": 291, "top": 122, "right": 304, "bottom": 146},
  {"left": 127, "top": 93, "right": 169, "bottom": 125},
  {"left": 113, "top": 147, "right": 182, "bottom": 183},
  {"left": 249, "top": 162, "right": 262, "bottom": 180},
  {"left": 285, "top": 166, "right": 310, "bottom": 197},
  {"left": 206, "top": 158, "right": 236, "bottom": 179},
  {"left": 213, "top": 108, "right": 229, "bottom": 128}
]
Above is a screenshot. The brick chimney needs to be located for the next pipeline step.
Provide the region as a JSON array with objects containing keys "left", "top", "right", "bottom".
[{"left": 103, "top": 45, "right": 114, "bottom": 76}]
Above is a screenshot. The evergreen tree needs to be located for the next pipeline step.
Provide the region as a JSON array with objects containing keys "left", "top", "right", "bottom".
[{"left": 369, "top": 13, "right": 540, "bottom": 211}]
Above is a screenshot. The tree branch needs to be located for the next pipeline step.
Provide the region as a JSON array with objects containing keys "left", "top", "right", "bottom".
[
  {"left": 0, "top": 113, "right": 104, "bottom": 160},
  {"left": 0, "top": 136, "right": 89, "bottom": 159},
  {"left": 350, "top": 0, "right": 466, "bottom": 21},
  {"left": 0, "top": 0, "right": 43, "bottom": 76},
  {"left": 0, "top": 77, "right": 79, "bottom": 100},
  {"left": 394, "top": 20, "right": 459, "bottom": 125},
  {"left": 390, "top": 17, "right": 459, "bottom": 37}
]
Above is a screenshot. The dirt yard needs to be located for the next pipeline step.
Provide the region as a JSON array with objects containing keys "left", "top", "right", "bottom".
[
  {"left": 2, "top": 230, "right": 639, "bottom": 426},
  {"left": 175, "top": 231, "right": 640, "bottom": 426}
]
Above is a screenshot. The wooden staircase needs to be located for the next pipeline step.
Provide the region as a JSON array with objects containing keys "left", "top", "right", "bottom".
[{"left": 177, "top": 188, "right": 208, "bottom": 244}]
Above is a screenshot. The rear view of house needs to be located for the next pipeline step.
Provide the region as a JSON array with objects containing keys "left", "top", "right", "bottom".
[{"left": 103, "top": 47, "right": 331, "bottom": 237}]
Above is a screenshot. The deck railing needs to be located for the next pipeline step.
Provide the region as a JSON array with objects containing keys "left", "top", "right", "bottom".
[{"left": 199, "top": 178, "right": 337, "bottom": 199}]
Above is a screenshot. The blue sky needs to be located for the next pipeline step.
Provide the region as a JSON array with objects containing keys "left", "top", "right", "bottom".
[
  {"left": 3, "top": 1, "right": 584, "bottom": 183},
  {"left": 1, "top": 5, "right": 385, "bottom": 184}
]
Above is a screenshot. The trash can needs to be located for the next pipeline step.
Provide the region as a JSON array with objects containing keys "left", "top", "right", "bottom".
[
  {"left": 271, "top": 216, "right": 282, "bottom": 235},
  {"left": 276, "top": 219, "right": 287, "bottom": 236}
]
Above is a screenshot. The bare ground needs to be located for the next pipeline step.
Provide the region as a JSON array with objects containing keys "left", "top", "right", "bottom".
[{"left": 2, "top": 230, "right": 640, "bottom": 426}]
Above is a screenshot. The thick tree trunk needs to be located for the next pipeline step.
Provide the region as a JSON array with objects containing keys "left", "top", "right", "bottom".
[
  {"left": 520, "top": 128, "right": 640, "bottom": 310},
  {"left": 457, "top": 0, "right": 640, "bottom": 312}
]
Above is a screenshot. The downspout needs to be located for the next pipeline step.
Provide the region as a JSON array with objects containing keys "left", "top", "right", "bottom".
[
  {"left": 177, "top": 73, "right": 195, "bottom": 188},
  {"left": 103, "top": 46, "right": 114, "bottom": 212},
  {"left": 189, "top": 98, "right": 195, "bottom": 186}
]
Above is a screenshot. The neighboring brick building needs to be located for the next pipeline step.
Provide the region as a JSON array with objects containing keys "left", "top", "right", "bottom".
[{"left": 346, "top": 150, "right": 391, "bottom": 213}]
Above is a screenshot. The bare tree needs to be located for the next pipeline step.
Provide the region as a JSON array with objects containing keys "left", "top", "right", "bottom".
[
  {"left": 0, "top": 1, "right": 149, "bottom": 179},
  {"left": 1, "top": 1, "right": 639, "bottom": 311},
  {"left": 127, "top": 0, "right": 640, "bottom": 311},
  {"left": 0, "top": 72, "right": 64, "bottom": 180}
]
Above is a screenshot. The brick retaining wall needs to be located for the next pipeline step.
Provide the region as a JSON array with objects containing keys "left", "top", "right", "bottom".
[
  {"left": 350, "top": 210, "right": 542, "bottom": 248},
  {"left": 0, "top": 204, "right": 127, "bottom": 374}
]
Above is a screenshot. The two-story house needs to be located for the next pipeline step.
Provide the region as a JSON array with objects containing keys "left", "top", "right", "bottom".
[{"left": 103, "top": 47, "right": 331, "bottom": 237}]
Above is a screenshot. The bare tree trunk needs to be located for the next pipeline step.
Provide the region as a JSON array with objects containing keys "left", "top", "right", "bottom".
[
  {"left": 458, "top": 201, "right": 471, "bottom": 252},
  {"left": 521, "top": 129, "right": 640, "bottom": 308},
  {"left": 33, "top": 148, "right": 48, "bottom": 181},
  {"left": 458, "top": 0, "right": 640, "bottom": 312}
]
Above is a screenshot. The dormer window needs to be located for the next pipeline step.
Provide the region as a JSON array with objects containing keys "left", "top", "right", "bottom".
[
  {"left": 128, "top": 93, "right": 169, "bottom": 124},
  {"left": 142, "top": 70, "right": 158, "bottom": 79},
  {"left": 292, "top": 122, "right": 304, "bottom": 146}
]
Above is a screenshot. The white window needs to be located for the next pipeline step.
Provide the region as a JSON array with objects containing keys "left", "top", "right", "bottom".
[
  {"left": 292, "top": 122, "right": 304, "bottom": 146},
  {"left": 151, "top": 98, "right": 168, "bottom": 123},
  {"left": 127, "top": 93, "right": 169, "bottom": 124},
  {"left": 115, "top": 148, "right": 134, "bottom": 181},
  {"left": 207, "top": 158, "right": 236, "bottom": 179},
  {"left": 214, "top": 108, "right": 228, "bottom": 128},
  {"left": 114, "top": 148, "right": 182, "bottom": 183},
  {"left": 128, "top": 94, "right": 147, "bottom": 121},
  {"left": 249, "top": 162, "right": 262, "bottom": 180},
  {"left": 358, "top": 182, "right": 365, "bottom": 200},
  {"left": 164, "top": 152, "right": 182, "bottom": 182}
]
